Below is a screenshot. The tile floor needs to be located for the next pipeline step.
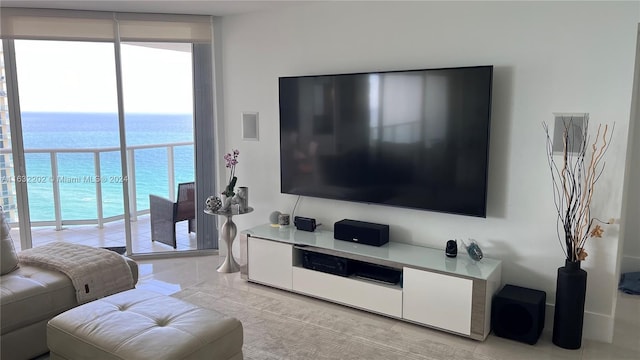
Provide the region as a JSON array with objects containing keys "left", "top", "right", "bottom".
[
  {"left": 136, "top": 255, "right": 640, "bottom": 360},
  {"left": 10, "top": 214, "right": 197, "bottom": 254}
]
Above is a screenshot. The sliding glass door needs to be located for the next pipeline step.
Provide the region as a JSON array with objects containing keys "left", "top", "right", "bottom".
[
  {"left": 13, "top": 39, "right": 128, "bottom": 250},
  {"left": 120, "top": 42, "right": 196, "bottom": 253},
  {"left": 7, "top": 39, "right": 200, "bottom": 254},
  {"left": 1, "top": 9, "right": 217, "bottom": 256}
]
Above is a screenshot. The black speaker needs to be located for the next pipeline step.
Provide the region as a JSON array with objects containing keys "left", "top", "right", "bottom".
[
  {"left": 492, "top": 284, "right": 546, "bottom": 345},
  {"left": 445, "top": 240, "right": 457, "bottom": 257},
  {"left": 294, "top": 216, "right": 317, "bottom": 232},
  {"left": 334, "top": 219, "right": 389, "bottom": 247}
]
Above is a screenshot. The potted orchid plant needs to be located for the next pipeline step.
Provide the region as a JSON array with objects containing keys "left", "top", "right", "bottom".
[
  {"left": 222, "top": 149, "right": 239, "bottom": 198},
  {"left": 204, "top": 149, "right": 240, "bottom": 213}
]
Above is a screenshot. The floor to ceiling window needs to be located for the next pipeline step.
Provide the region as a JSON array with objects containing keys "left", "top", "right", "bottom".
[{"left": 0, "top": 9, "right": 217, "bottom": 256}]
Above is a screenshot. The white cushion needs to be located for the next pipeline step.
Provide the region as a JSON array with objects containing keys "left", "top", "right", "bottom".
[
  {"left": 0, "top": 265, "right": 75, "bottom": 334},
  {"left": 0, "top": 209, "right": 18, "bottom": 275}
]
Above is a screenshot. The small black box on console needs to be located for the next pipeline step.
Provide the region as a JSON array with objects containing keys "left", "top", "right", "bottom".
[
  {"left": 334, "top": 219, "right": 389, "bottom": 247},
  {"left": 294, "top": 216, "right": 316, "bottom": 232}
]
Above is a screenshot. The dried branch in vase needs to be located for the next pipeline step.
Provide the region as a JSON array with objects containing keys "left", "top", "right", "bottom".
[{"left": 543, "top": 117, "right": 614, "bottom": 262}]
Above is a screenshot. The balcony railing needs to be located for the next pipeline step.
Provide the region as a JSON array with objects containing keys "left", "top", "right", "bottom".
[{"left": 0, "top": 141, "right": 194, "bottom": 230}]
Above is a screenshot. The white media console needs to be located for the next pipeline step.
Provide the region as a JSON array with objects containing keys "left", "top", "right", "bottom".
[{"left": 239, "top": 224, "right": 502, "bottom": 340}]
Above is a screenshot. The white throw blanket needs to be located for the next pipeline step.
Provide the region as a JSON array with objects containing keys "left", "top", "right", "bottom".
[{"left": 18, "top": 242, "right": 134, "bottom": 304}]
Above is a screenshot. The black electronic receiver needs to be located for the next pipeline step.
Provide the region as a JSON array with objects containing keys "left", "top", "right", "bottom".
[
  {"left": 353, "top": 262, "right": 401, "bottom": 285},
  {"left": 301, "top": 250, "right": 351, "bottom": 277}
]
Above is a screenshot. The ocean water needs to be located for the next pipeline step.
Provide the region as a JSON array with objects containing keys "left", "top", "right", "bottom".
[{"left": 18, "top": 112, "right": 195, "bottom": 221}]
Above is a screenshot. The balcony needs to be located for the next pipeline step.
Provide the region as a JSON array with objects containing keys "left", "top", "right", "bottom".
[
  {"left": 2, "top": 141, "right": 199, "bottom": 253},
  {"left": 10, "top": 214, "right": 196, "bottom": 253}
]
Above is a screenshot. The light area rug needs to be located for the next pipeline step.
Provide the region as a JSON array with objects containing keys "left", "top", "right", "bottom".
[
  {"left": 171, "top": 278, "right": 542, "bottom": 360},
  {"left": 34, "top": 277, "right": 627, "bottom": 360}
]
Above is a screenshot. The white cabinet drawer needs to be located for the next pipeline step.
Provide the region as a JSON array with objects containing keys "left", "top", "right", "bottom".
[
  {"left": 292, "top": 267, "right": 402, "bottom": 318},
  {"left": 248, "top": 238, "right": 292, "bottom": 290},
  {"left": 403, "top": 267, "right": 473, "bottom": 335}
]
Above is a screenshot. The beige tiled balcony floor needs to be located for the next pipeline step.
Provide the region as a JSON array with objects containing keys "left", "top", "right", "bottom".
[{"left": 10, "top": 214, "right": 197, "bottom": 254}]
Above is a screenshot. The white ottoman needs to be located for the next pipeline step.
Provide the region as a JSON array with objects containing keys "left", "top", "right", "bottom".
[{"left": 47, "top": 289, "right": 243, "bottom": 360}]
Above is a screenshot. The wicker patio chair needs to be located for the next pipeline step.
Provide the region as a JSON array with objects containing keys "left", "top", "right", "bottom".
[{"left": 149, "top": 182, "right": 196, "bottom": 248}]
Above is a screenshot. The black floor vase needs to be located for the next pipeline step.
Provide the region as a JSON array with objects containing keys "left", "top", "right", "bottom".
[{"left": 552, "top": 260, "right": 587, "bottom": 349}]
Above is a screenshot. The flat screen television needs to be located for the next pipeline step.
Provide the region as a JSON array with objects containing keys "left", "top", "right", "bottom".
[{"left": 279, "top": 65, "right": 493, "bottom": 217}]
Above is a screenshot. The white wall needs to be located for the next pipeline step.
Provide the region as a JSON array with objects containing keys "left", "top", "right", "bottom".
[{"left": 218, "top": 1, "right": 638, "bottom": 342}]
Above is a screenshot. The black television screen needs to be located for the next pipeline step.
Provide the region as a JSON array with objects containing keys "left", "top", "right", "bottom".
[{"left": 279, "top": 65, "right": 493, "bottom": 217}]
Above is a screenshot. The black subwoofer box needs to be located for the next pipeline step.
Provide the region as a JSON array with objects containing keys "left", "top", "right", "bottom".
[
  {"left": 334, "top": 219, "right": 389, "bottom": 247},
  {"left": 492, "top": 284, "right": 546, "bottom": 345}
]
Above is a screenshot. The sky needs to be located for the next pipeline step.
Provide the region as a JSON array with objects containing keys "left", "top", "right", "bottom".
[{"left": 14, "top": 40, "right": 193, "bottom": 114}]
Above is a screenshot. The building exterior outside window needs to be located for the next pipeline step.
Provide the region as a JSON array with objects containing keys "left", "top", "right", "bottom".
[{"left": 0, "top": 41, "right": 18, "bottom": 222}]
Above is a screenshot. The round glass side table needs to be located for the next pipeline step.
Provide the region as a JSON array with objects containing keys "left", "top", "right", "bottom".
[{"left": 204, "top": 207, "right": 254, "bottom": 273}]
